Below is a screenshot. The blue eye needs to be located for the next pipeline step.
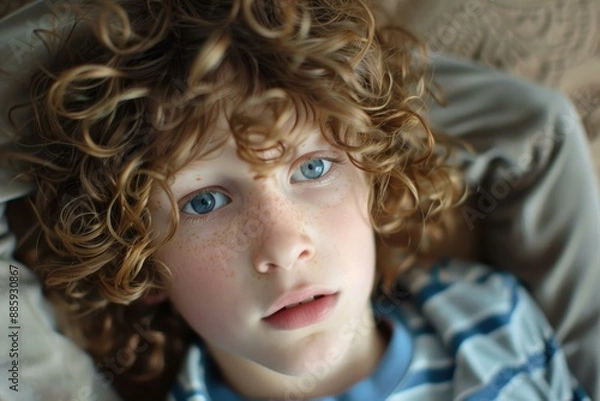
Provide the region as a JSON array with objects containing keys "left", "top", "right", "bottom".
[
  {"left": 291, "top": 158, "right": 333, "bottom": 182},
  {"left": 181, "top": 190, "right": 231, "bottom": 215}
]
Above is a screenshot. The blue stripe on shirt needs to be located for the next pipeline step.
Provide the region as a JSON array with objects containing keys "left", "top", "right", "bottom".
[
  {"left": 414, "top": 265, "right": 521, "bottom": 355},
  {"left": 463, "top": 337, "right": 559, "bottom": 401},
  {"left": 448, "top": 274, "right": 519, "bottom": 353},
  {"left": 400, "top": 364, "right": 456, "bottom": 390}
]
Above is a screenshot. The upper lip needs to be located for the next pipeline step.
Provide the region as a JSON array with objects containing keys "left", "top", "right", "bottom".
[{"left": 263, "top": 286, "right": 337, "bottom": 318}]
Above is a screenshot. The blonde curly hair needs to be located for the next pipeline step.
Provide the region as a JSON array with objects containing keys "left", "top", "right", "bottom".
[{"left": 3, "top": 0, "right": 465, "bottom": 398}]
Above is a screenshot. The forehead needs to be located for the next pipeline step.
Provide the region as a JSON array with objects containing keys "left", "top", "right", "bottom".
[
  {"left": 194, "top": 94, "right": 332, "bottom": 160},
  {"left": 148, "top": 64, "right": 347, "bottom": 184},
  {"left": 190, "top": 105, "right": 331, "bottom": 168}
]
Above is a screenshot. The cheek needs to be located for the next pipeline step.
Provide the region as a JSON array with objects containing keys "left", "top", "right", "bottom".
[
  {"left": 320, "top": 170, "right": 372, "bottom": 239},
  {"left": 160, "top": 221, "right": 246, "bottom": 278},
  {"left": 301, "top": 173, "right": 353, "bottom": 209},
  {"left": 319, "top": 175, "right": 375, "bottom": 279},
  {"left": 156, "top": 234, "right": 243, "bottom": 334}
]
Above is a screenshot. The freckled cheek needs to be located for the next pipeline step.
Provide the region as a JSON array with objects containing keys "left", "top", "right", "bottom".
[
  {"left": 164, "top": 223, "right": 241, "bottom": 267},
  {"left": 159, "top": 239, "right": 244, "bottom": 334},
  {"left": 157, "top": 231, "right": 238, "bottom": 294}
]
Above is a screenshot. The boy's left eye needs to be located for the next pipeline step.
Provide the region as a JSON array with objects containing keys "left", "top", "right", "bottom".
[{"left": 291, "top": 158, "right": 333, "bottom": 182}]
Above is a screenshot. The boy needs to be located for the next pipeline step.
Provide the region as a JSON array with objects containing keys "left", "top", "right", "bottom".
[{"left": 0, "top": 0, "right": 598, "bottom": 400}]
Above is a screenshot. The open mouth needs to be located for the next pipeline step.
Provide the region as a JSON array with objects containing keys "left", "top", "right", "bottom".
[
  {"left": 282, "top": 294, "right": 325, "bottom": 310},
  {"left": 263, "top": 293, "right": 338, "bottom": 330}
]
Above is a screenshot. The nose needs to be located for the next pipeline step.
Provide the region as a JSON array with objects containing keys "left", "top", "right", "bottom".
[{"left": 252, "top": 198, "right": 316, "bottom": 274}]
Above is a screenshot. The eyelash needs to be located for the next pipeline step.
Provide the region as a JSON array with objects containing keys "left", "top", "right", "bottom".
[
  {"left": 178, "top": 153, "right": 346, "bottom": 220},
  {"left": 290, "top": 154, "right": 345, "bottom": 185}
]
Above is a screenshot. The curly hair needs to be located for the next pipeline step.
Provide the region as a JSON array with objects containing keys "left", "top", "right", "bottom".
[{"left": 3, "top": 0, "right": 465, "bottom": 398}]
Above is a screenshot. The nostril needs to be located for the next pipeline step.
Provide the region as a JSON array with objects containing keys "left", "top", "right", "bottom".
[
  {"left": 258, "top": 262, "right": 277, "bottom": 273},
  {"left": 298, "top": 249, "right": 312, "bottom": 260}
]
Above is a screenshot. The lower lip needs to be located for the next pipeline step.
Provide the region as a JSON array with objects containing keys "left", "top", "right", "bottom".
[{"left": 262, "top": 294, "right": 338, "bottom": 330}]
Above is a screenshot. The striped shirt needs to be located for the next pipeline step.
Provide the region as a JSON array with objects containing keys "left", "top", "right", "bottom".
[{"left": 169, "top": 260, "right": 590, "bottom": 400}]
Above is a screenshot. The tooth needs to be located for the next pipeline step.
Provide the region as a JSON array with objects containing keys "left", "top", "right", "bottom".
[{"left": 300, "top": 296, "right": 316, "bottom": 305}]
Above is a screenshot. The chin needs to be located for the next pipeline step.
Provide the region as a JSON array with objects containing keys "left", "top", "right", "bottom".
[{"left": 263, "top": 331, "right": 354, "bottom": 378}]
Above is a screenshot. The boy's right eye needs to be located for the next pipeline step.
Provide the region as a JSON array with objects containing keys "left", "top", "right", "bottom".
[{"left": 181, "top": 190, "right": 231, "bottom": 215}]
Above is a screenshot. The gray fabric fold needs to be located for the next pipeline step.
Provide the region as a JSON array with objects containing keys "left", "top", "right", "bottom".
[{"left": 428, "top": 53, "right": 600, "bottom": 399}]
